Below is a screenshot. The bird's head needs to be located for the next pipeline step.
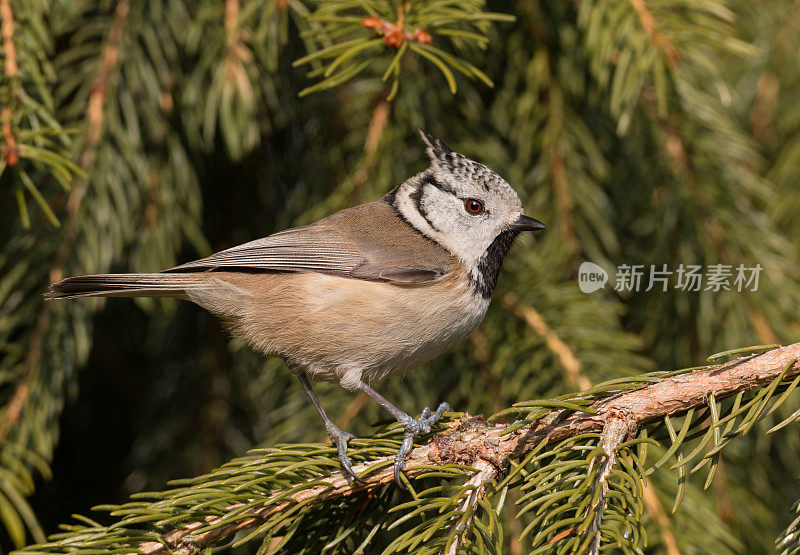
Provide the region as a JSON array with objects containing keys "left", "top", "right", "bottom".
[{"left": 388, "top": 131, "right": 545, "bottom": 296}]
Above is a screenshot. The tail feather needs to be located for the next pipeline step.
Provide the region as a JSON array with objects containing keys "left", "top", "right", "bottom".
[{"left": 46, "top": 273, "right": 205, "bottom": 300}]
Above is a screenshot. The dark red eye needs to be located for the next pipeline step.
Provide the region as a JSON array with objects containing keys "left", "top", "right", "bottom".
[{"left": 464, "top": 198, "right": 484, "bottom": 215}]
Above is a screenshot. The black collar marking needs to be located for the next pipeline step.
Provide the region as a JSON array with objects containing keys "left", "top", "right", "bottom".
[
  {"left": 409, "top": 182, "right": 441, "bottom": 232},
  {"left": 384, "top": 186, "right": 445, "bottom": 248}
]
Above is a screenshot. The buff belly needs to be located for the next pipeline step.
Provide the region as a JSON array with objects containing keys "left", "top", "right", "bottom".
[{"left": 188, "top": 270, "right": 489, "bottom": 389}]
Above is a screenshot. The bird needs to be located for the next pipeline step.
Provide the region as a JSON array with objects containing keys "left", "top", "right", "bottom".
[{"left": 47, "top": 131, "right": 545, "bottom": 485}]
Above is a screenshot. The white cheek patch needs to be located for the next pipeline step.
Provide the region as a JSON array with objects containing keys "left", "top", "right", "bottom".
[
  {"left": 394, "top": 183, "right": 501, "bottom": 267},
  {"left": 418, "top": 185, "right": 462, "bottom": 234}
]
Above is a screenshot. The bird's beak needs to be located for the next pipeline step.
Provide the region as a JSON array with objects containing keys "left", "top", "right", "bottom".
[{"left": 509, "top": 214, "right": 546, "bottom": 232}]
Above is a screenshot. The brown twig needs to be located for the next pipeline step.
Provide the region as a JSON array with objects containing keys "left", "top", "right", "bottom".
[
  {"left": 501, "top": 293, "right": 592, "bottom": 391},
  {"left": 223, "top": 0, "right": 253, "bottom": 100},
  {"left": 469, "top": 329, "right": 502, "bottom": 407},
  {"left": 550, "top": 141, "right": 580, "bottom": 259},
  {"left": 642, "top": 481, "right": 681, "bottom": 555},
  {"left": 1, "top": 106, "right": 16, "bottom": 165},
  {"left": 137, "top": 343, "right": 800, "bottom": 554},
  {"left": 445, "top": 457, "right": 497, "bottom": 555},
  {"left": 628, "top": 0, "right": 680, "bottom": 67},
  {"left": 85, "top": 2, "right": 129, "bottom": 147},
  {"left": 0, "top": 0, "right": 19, "bottom": 166},
  {"left": 348, "top": 97, "right": 391, "bottom": 203},
  {"left": 334, "top": 392, "right": 368, "bottom": 430},
  {"left": 749, "top": 72, "right": 779, "bottom": 145},
  {"left": 0, "top": 0, "right": 17, "bottom": 77},
  {"left": 506, "top": 488, "right": 525, "bottom": 555},
  {"left": 542, "top": 72, "right": 579, "bottom": 261},
  {"left": 588, "top": 410, "right": 637, "bottom": 554},
  {"left": 657, "top": 110, "right": 780, "bottom": 346},
  {"left": 0, "top": 1, "right": 130, "bottom": 444}
]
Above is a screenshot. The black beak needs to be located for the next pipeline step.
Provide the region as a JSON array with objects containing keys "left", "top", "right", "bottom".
[{"left": 509, "top": 215, "right": 546, "bottom": 232}]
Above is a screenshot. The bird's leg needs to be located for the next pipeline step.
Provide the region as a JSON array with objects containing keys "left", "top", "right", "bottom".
[
  {"left": 358, "top": 380, "right": 450, "bottom": 486},
  {"left": 297, "top": 373, "right": 363, "bottom": 483}
]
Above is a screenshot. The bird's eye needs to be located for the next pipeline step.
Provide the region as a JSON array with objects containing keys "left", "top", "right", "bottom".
[{"left": 464, "top": 198, "right": 485, "bottom": 215}]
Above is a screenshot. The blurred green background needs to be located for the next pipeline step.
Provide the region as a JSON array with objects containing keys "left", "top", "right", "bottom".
[{"left": 1, "top": 0, "right": 799, "bottom": 552}]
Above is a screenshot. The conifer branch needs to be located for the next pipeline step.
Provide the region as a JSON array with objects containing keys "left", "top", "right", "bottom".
[
  {"left": 293, "top": 0, "right": 513, "bottom": 98},
  {"left": 0, "top": 1, "right": 130, "bottom": 444},
  {"left": 511, "top": 343, "right": 799, "bottom": 446},
  {"left": 544, "top": 79, "right": 580, "bottom": 260},
  {"left": 628, "top": 0, "right": 679, "bottom": 67},
  {"left": 42, "top": 342, "right": 800, "bottom": 554},
  {"left": 444, "top": 458, "right": 498, "bottom": 555},
  {"left": 587, "top": 411, "right": 636, "bottom": 554},
  {"left": 500, "top": 292, "right": 680, "bottom": 550}
]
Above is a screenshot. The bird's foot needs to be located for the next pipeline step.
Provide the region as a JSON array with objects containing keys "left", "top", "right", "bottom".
[
  {"left": 393, "top": 402, "right": 451, "bottom": 486},
  {"left": 326, "top": 424, "right": 364, "bottom": 484}
]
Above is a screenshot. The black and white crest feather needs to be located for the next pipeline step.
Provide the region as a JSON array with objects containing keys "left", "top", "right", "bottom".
[{"left": 419, "top": 130, "right": 499, "bottom": 193}]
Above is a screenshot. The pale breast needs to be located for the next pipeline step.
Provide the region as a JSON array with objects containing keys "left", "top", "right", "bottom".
[{"left": 201, "top": 268, "right": 489, "bottom": 389}]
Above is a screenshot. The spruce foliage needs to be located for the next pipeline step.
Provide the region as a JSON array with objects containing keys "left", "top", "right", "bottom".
[{"left": 1, "top": 0, "right": 799, "bottom": 552}]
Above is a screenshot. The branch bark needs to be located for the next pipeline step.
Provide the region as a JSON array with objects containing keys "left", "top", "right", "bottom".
[
  {"left": 136, "top": 342, "right": 800, "bottom": 554},
  {"left": 445, "top": 458, "right": 497, "bottom": 555}
]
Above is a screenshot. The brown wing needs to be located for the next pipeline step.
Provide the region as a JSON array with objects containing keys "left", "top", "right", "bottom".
[{"left": 165, "top": 200, "right": 456, "bottom": 284}]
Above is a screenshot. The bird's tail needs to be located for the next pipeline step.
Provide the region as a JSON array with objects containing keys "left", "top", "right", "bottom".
[{"left": 46, "top": 273, "right": 207, "bottom": 300}]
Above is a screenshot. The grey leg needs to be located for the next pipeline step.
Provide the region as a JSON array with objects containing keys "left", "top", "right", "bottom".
[
  {"left": 358, "top": 381, "right": 450, "bottom": 486},
  {"left": 297, "top": 373, "right": 363, "bottom": 483}
]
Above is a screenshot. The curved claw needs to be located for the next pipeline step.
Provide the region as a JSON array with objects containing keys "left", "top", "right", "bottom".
[
  {"left": 394, "top": 402, "right": 452, "bottom": 487},
  {"left": 328, "top": 427, "right": 365, "bottom": 484}
]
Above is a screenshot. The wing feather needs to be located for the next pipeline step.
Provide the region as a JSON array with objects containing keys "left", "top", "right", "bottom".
[
  {"left": 166, "top": 227, "right": 361, "bottom": 273},
  {"left": 164, "top": 202, "right": 455, "bottom": 284}
]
